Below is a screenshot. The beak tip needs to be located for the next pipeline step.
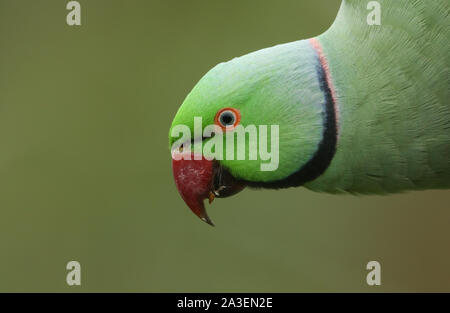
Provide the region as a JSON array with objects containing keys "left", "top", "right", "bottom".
[{"left": 201, "top": 215, "right": 215, "bottom": 227}]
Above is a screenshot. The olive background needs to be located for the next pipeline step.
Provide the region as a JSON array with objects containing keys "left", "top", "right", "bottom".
[{"left": 0, "top": 0, "right": 449, "bottom": 292}]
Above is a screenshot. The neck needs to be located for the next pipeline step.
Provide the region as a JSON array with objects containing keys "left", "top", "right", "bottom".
[
  {"left": 244, "top": 38, "right": 339, "bottom": 189},
  {"left": 304, "top": 0, "right": 450, "bottom": 193}
]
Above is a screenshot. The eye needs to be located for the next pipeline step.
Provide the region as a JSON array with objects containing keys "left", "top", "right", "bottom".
[
  {"left": 220, "top": 111, "right": 235, "bottom": 126},
  {"left": 214, "top": 108, "right": 241, "bottom": 130}
]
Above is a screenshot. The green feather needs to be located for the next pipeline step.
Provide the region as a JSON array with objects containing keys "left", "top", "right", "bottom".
[{"left": 307, "top": 0, "right": 450, "bottom": 193}]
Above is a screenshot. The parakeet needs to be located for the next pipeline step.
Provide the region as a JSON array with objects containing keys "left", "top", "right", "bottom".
[{"left": 169, "top": 0, "right": 450, "bottom": 225}]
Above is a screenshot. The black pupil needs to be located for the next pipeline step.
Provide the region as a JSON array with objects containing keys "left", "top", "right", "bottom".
[{"left": 220, "top": 111, "right": 235, "bottom": 126}]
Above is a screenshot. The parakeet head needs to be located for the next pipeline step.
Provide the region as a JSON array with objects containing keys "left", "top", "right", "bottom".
[{"left": 169, "top": 39, "right": 338, "bottom": 225}]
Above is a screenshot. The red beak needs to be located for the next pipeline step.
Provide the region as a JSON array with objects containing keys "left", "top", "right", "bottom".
[
  {"left": 172, "top": 151, "right": 246, "bottom": 226},
  {"left": 172, "top": 151, "right": 215, "bottom": 226}
]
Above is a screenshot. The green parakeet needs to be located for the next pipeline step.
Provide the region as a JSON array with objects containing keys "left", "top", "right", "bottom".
[{"left": 170, "top": 0, "right": 450, "bottom": 225}]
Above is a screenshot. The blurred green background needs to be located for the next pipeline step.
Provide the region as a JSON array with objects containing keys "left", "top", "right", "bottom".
[{"left": 0, "top": 0, "right": 449, "bottom": 292}]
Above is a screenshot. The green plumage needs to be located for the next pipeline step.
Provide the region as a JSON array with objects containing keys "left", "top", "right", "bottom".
[
  {"left": 170, "top": 0, "right": 450, "bottom": 194},
  {"left": 308, "top": 0, "right": 450, "bottom": 193}
]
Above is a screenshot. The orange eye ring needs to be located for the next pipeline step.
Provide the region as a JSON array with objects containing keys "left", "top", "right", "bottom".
[{"left": 214, "top": 108, "right": 241, "bottom": 131}]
